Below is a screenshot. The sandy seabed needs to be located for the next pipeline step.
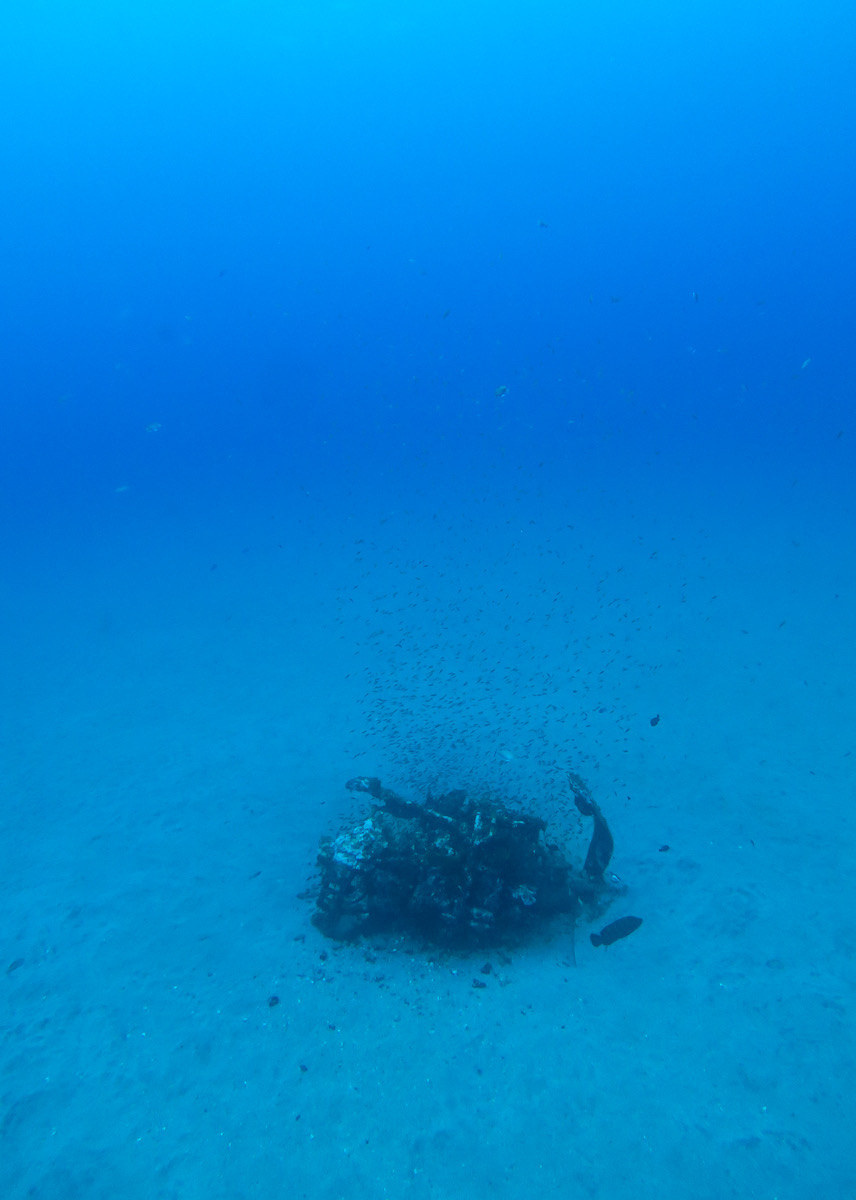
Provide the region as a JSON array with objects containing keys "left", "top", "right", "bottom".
[{"left": 2, "top": 495, "right": 854, "bottom": 1200}]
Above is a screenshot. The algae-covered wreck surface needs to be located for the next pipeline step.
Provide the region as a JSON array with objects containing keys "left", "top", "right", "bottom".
[{"left": 312, "top": 772, "right": 624, "bottom": 948}]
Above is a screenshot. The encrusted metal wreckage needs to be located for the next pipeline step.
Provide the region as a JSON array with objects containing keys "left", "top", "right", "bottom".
[{"left": 312, "top": 771, "right": 629, "bottom": 948}]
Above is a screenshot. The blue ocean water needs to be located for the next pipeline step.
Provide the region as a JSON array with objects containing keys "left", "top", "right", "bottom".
[{"left": 1, "top": 2, "right": 854, "bottom": 1198}]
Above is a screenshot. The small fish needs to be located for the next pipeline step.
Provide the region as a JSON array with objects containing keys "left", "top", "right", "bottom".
[{"left": 590, "top": 915, "right": 643, "bottom": 947}]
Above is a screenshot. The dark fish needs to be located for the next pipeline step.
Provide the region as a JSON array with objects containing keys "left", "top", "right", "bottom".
[{"left": 590, "top": 915, "right": 643, "bottom": 947}]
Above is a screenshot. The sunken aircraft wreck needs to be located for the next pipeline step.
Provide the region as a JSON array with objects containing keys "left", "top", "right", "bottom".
[{"left": 312, "top": 771, "right": 626, "bottom": 948}]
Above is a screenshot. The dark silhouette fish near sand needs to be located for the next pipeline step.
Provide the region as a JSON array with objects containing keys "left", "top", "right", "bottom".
[{"left": 590, "top": 915, "right": 644, "bottom": 947}]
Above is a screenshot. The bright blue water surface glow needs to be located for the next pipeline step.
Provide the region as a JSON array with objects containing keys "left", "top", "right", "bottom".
[{"left": 1, "top": 3, "right": 854, "bottom": 1198}]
